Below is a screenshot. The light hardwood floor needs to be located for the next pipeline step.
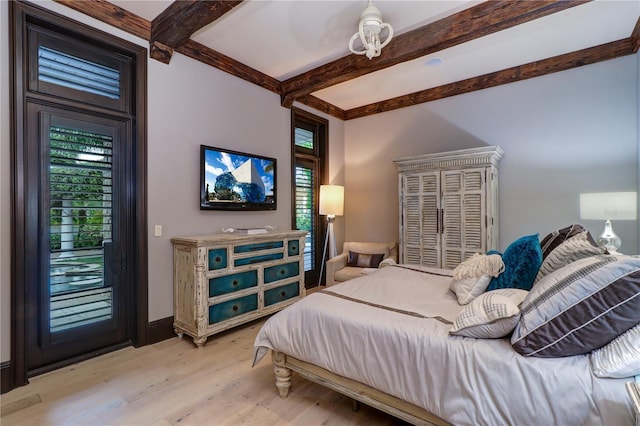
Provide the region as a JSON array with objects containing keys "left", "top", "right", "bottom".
[{"left": 1, "top": 318, "right": 407, "bottom": 425}]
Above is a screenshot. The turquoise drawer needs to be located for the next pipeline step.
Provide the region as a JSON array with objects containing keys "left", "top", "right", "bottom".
[
  {"left": 209, "top": 270, "right": 258, "bottom": 297},
  {"left": 287, "top": 240, "right": 300, "bottom": 257},
  {"left": 234, "top": 252, "right": 283, "bottom": 267},
  {"left": 264, "top": 282, "right": 300, "bottom": 307},
  {"left": 234, "top": 241, "right": 283, "bottom": 253},
  {"left": 209, "top": 294, "right": 258, "bottom": 324},
  {"left": 264, "top": 261, "right": 299, "bottom": 284},
  {"left": 208, "top": 248, "right": 228, "bottom": 270}
]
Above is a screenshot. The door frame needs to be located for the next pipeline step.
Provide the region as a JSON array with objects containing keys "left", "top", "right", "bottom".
[{"left": 9, "top": 1, "right": 148, "bottom": 388}]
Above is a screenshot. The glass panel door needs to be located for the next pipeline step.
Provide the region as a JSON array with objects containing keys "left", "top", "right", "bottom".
[{"left": 48, "top": 125, "right": 113, "bottom": 333}]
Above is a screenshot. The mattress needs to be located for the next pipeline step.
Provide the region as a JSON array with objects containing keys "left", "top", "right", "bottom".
[{"left": 253, "top": 265, "right": 635, "bottom": 425}]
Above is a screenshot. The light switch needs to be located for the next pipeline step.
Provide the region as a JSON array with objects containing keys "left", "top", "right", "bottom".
[{"left": 154, "top": 225, "right": 162, "bottom": 237}]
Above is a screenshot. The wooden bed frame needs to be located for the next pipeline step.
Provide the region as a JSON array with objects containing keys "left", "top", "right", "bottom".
[{"left": 271, "top": 350, "right": 450, "bottom": 426}]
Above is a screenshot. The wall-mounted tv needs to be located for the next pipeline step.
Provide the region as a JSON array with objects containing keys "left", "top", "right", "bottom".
[{"left": 200, "top": 144, "right": 277, "bottom": 211}]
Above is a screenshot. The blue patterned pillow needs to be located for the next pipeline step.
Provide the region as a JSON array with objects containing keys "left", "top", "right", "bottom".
[{"left": 486, "top": 234, "right": 542, "bottom": 291}]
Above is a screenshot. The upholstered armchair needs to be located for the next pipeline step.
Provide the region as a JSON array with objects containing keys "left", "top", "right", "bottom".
[{"left": 325, "top": 241, "right": 398, "bottom": 286}]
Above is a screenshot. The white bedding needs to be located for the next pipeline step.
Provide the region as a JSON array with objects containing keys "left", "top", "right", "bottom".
[{"left": 253, "top": 265, "right": 635, "bottom": 426}]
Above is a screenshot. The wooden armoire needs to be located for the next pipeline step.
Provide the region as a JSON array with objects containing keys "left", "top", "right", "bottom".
[{"left": 393, "top": 146, "right": 503, "bottom": 269}]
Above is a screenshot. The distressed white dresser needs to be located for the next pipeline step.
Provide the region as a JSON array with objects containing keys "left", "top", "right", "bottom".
[{"left": 171, "top": 230, "right": 307, "bottom": 347}]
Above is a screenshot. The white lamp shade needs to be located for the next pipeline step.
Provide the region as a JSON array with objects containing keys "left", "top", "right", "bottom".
[
  {"left": 579, "top": 192, "right": 637, "bottom": 220},
  {"left": 319, "top": 185, "right": 344, "bottom": 216}
]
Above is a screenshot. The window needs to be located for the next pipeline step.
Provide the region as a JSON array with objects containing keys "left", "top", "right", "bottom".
[{"left": 291, "top": 108, "right": 328, "bottom": 286}]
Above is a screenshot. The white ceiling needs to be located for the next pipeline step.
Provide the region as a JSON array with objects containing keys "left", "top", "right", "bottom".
[{"left": 110, "top": 0, "right": 639, "bottom": 111}]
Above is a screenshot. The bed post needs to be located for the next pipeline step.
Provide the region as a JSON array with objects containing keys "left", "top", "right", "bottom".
[{"left": 272, "top": 351, "right": 292, "bottom": 398}]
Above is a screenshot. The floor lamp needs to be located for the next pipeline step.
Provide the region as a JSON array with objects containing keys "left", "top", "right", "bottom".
[{"left": 318, "top": 185, "right": 344, "bottom": 286}]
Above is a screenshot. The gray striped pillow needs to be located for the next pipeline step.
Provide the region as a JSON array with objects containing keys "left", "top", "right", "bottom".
[
  {"left": 512, "top": 255, "right": 640, "bottom": 358},
  {"left": 534, "top": 232, "right": 603, "bottom": 284},
  {"left": 539, "top": 224, "right": 596, "bottom": 259}
]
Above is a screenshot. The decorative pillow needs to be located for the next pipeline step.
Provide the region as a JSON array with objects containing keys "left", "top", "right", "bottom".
[
  {"left": 511, "top": 255, "right": 640, "bottom": 358},
  {"left": 347, "top": 251, "right": 385, "bottom": 268},
  {"left": 452, "top": 253, "right": 504, "bottom": 280},
  {"left": 486, "top": 234, "right": 542, "bottom": 292},
  {"left": 450, "top": 289, "right": 529, "bottom": 338},
  {"left": 534, "top": 232, "right": 603, "bottom": 283},
  {"left": 539, "top": 224, "right": 596, "bottom": 259},
  {"left": 590, "top": 324, "right": 640, "bottom": 378},
  {"left": 450, "top": 275, "right": 492, "bottom": 305}
]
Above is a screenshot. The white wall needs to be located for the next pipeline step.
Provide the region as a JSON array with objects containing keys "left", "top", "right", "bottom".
[{"left": 344, "top": 55, "right": 639, "bottom": 254}]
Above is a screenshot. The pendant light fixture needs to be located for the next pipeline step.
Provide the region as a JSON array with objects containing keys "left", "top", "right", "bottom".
[{"left": 348, "top": 0, "right": 393, "bottom": 60}]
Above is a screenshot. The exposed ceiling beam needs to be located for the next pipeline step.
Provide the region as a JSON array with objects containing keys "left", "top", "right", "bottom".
[
  {"left": 280, "top": 0, "right": 590, "bottom": 108},
  {"left": 344, "top": 38, "right": 635, "bottom": 120},
  {"left": 176, "top": 39, "right": 281, "bottom": 94},
  {"left": 296, "top": 95, "right": 347, "bottom": 121},
  {"left": 150, "top": 1, "right": 243, "bottom": 64},
  {"left": 54, "top": 0, "right": 150, "bottom": 40},
  {"left": 631, "top": 16, "right": 640, "bottom": 53}
]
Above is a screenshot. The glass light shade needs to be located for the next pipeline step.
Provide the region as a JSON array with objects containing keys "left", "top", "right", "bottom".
[{"left": 319, "top": 185, "right": 344, "bottom": 216}]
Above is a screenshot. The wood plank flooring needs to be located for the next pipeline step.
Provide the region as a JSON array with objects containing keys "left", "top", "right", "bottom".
[{"left": 1, "top": 318, "right": 407, "bottom": 425}]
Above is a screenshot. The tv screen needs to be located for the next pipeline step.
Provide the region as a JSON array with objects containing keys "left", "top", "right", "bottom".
[{"left": 200, "top": 145, "right": 277, "bottom": 211}]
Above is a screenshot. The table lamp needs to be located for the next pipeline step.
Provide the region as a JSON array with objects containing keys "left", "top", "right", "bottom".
[{"left": 579, "top": 192, "right": 637, "bottom": 252}]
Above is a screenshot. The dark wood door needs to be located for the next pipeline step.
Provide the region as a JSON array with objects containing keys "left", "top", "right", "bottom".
[{"left": 24, "top": 105, "right": 134, "bottom": 373}]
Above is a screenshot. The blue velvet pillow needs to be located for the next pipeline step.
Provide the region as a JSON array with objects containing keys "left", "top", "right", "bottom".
[{"left": 486, "top": 234, "right": 543, "bottom": 291}]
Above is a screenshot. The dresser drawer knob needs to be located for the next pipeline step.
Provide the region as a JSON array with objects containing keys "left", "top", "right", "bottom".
[
  {"left": 280, "top": 269, "right": 285, "bottom": 275},
  {"left": 215, "top": 256, "right": 222, "bottom": 262},
  {"left": 232, "top": 305, "right": 238, "bottom": 311},
  {"left": 232, "top": 280, "right": 238, "bottom": 286},
  {"left": 281, "top": 291, "right": 286, "bottom": 297}
]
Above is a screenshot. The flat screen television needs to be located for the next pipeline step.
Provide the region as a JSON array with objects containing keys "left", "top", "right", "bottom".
[{"left": 200, "top": 144, "right": 277, "bottom": 211}]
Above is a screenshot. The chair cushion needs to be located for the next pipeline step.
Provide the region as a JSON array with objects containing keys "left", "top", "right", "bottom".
[{"left": 334, "top": 266, "right": 366, "bottom": 282}]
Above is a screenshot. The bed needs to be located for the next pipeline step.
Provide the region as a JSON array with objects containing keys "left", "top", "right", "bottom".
[{"left": 253, "top": 245, "right": 640, "bottom": 425}]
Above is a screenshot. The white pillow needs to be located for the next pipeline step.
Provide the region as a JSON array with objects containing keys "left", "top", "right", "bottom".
[
  {"left": 449, "top": 274, "right": 492, "bottom": 305},
  {"left": 590, "top": 324, "right": 640, "bottom": 378},
  {"left": 450, "top": 289, "right": 528, "bottom": 338}
]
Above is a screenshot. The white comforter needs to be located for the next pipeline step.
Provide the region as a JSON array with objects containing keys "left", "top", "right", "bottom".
[{"left": 253, "top": 265, "right": 634, "bottom": 426}]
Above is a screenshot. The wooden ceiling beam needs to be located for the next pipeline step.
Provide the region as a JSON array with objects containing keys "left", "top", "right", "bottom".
[
  {"left": 54, "top": 0, "right": 150, "bottom": 40},
  {"left": 176, "top": 40, "right": 281, "bottom": 94},
  {"left": 296, "top": 95, "right": 346, "bottom": 121},
  {"left": 280, "top": 0, "right": 590, "bottom": 108},
  {"left": 631, "top": 17, "right": 640, "bottom": 53},
  {"left": 150, "top": 1, "right": 243, "bottom": 64},
  {"left": 344, "top": 38, "right": 635, "bottom": 120}
]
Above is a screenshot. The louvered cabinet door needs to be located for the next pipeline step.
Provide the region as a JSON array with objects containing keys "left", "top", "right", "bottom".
[
  {"left": 441, "top": 168, "right": 486, "bottom": 269},
  {"left": 400, "top": 172, "right": 440, "bottom": 266}
]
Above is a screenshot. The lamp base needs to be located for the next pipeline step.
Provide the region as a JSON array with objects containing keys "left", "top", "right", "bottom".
[{"left": 598, "top": 219, "right": 622, "bottom": 252}]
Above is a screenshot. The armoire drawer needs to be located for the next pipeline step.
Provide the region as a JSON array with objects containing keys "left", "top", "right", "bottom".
[
  {"left": 209, "top": 294, "right": 258, "bottom": 324},
  {"left": 264, "top": 261, "right": 299, "bottom": 283},
  {"left": 264, "top": 282, "right": 300, "bottom": 307},
  {"left": 234, "top": 252, "right": 283, "bottom": 267},
  {"left": 208, "top": 248, "right": 228, "bottom": 270},
  {"left": 209, "top": 270, "right": 258, "bottom": 297}
]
